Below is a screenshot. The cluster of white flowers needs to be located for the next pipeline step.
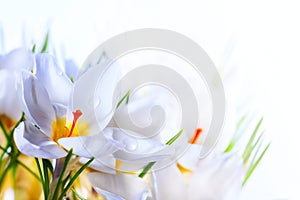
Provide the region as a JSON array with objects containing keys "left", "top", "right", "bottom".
[{"left": 0, "top": 46, "right": 267, "bottom": 200}]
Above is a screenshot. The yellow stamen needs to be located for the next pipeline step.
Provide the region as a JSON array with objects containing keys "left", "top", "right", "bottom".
[
  {"left": 115, "top": 159, "right": 122, "bottom": 174},
  {"left": 52, "top": 117, "right": 67, "bottom": 142},
  {"left": 176, "top": 163, "right": 192, "bottom": 174}
]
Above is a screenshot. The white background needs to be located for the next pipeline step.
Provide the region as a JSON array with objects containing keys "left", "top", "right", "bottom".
[{"left": 0, "top": 0, "right": 299, "bottom": 199}]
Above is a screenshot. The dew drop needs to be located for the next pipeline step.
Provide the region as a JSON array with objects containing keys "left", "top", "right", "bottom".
[{"left": 124, "top": 138, "right": 138, "bottom": 152}]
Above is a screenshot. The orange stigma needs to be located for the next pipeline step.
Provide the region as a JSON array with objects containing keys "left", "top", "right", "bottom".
[
  {"left": 68, "top": 110, "right": 82, "bottom": 137},
  {"left": 189, "top": 128, "right": 203, "bottom": 144}
]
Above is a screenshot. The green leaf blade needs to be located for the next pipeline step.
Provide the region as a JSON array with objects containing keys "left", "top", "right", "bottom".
[{"left": 243, "top": 143, "right": 270, "bottom": 186}]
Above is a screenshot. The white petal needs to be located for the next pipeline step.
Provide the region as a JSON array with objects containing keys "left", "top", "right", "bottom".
[
  {"left": 72, "top": 64, "right": 113, "bottom": 134},
  {"left": 14, "top": 122, "right": 67, "bottom": 159},
  {"left": 71, "top": 68, "right": 113, "bottom": 134},
  {"left": 0, "top": 48, "right": 34, "bottom": 71},
  {"left": 0, "top": 69, "right": 22, "bottom": 120},
  {"left": 113, "top": 85, "right": 181, "bottom": 144},
  {"left": 188, "top": 153, "right": 244, "bottom": 200},
  {"left": 177, "top": 145, "right": 203, "bottom": 171},
  {"left": 150, "top": 164, "right": 188, "bottom": 200},
  {"left": 113, "top": 147, "right": 174, "bottom": 163},
  {"left": 104, "top": 128, "right": 174, "bottom": 162},
  {"left": 35, "top": 54, "right": 72, "bottom": 105},
  {"left": 80, "top": 156, "right": 116, "bottom": 174},
  {"left": 21, "top": 121, "right": 53, "bottom": 146},
  {"left": 19, "top": 71, "right": 55, "bottom": 135},
  {"left": 88, "top": 172, "right": 148, "bottom": 200},
  {"left": 58, "top": 134, "right": 117, "bottom": 158},
  {"left": 52, "top": 103, "right": 68, "bottom": 118}
]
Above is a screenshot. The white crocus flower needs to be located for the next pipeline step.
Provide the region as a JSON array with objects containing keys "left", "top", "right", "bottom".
[
  {"left": 58, "top": 72, "right": 175, "bottom": 174},
  {"left": 150, "top": 129, "right": 245, "bottom": 200},
  {"left": 0, "top": 48, "right": 34, "bottom": 124},
  {"left": 13, "top": 54, "right": 116, "bottom": 159}
]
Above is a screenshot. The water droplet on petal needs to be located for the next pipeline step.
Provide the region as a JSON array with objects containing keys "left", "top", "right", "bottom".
[{"left": 124, "top": 138, "right": 137, "bottom": 152}]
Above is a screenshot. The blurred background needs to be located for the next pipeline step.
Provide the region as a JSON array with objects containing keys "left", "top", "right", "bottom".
[{"left": 0, "top": 0, "right": 299, "bottom": 199}]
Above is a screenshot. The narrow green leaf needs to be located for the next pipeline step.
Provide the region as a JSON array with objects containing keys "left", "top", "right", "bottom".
[
  {"left": 16, "top": 160, "right": 41, "bottom": 181},
  {"left": 224, "top": 114, "right": 247, "bottom": 153},
  {"left": 43, "top": 159, "right": 54, "bottom": 175},
  {"left": 41, "top": 32, "right": 49, "bottom": 53},
  {"left": 0, "top": 120, "right": 9, "bottom": 140},
  {"left": 10, "top": 112, "right": 25, "bottom": 136},
  {"left": 224, "top": 141, "right": 235, "bottom": 153},
  {"left": 31, "top": 44, "right": 36, "bottom": 53},
  {"left": 116, "top": 90, "right": 131, "bottom": 109},
  {"left": 0, "top": 158, "right": 15, "bottom": 187},
  {"left": 243, "top": 131, "right": 264, "bottom": 163},
  {"left": 243, "top": 143, "right": 270, "bottom": 186},
  {"left": 138, "top": 129, "right": 184, "bottom": 178},
  {"left": 236, "top": 114, "right": 247, "bottom": 130},
  {"left": 166, "top": 129, "right": 183, "bottom": 145},
  {"left": 242, "top": 118, "right": 263, "bottom": 162},
  {"left": 52, "top": 148, "right": 73, "bottom": 200},
  {"left": 42, "top": 159, "right": 50, "bottom": 198},
  {"left": 248, "top": 137, "right": 264, "bottom": 168},
  {"left": 34, "top": 158, "right": 45, "bottom": 187},
  {"left": 138, "top": 162, "right": 155, "bottom": 178},
  {"left": 58, "top": 157, "right": 94, "bottom": 200}
]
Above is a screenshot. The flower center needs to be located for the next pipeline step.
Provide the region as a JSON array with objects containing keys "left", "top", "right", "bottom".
[{"left": 52, "top": 110, "right": 82, "bottom": 142}]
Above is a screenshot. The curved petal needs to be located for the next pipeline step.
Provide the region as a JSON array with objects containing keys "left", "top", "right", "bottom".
[
  {"left": 113, "top": 147, "right": 174, "bottom": 163},
  {"left": 88, "top": 172, "right": 148, "bottom": 200},
  {"left": 21, "top": 121, "right": 52, "bottom": 146},
  {"left": 80, "top": 156, "right": 116, "bottom": 174},
  {"left": 35, "top": 54, "right": 72, "bottom": 105},
  {"left": 0, "top": 48, "right": 34, "bottom": 71},
  {"left": 19, "top": 71, "right": 55, "bottom": 135},
  {"left": 14, "top": 122, "right": 67, "bottom": 159},
  {"left": 0, "top": 69, "right": 22, "bottom": 120},
  {"left": 104, "top": 128, "right": 174, "bottom": 162},
  {"left": 150, "top": 164, "right": 188, "bottom": 200},
  {"left": 177, "top": 145, "right": 203, "bottom": 171},
  {"left": 58, "top": 134, "right": 117, "bottom": 158},
  {"left": 72, "top": 64, "right": 115, "bottom": 134},
  {"left": 188, "top": 153, "right": 244, "bottom": 200},
  {"left": 113, "top": 86, "right": 181, "bottom": 144}
]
